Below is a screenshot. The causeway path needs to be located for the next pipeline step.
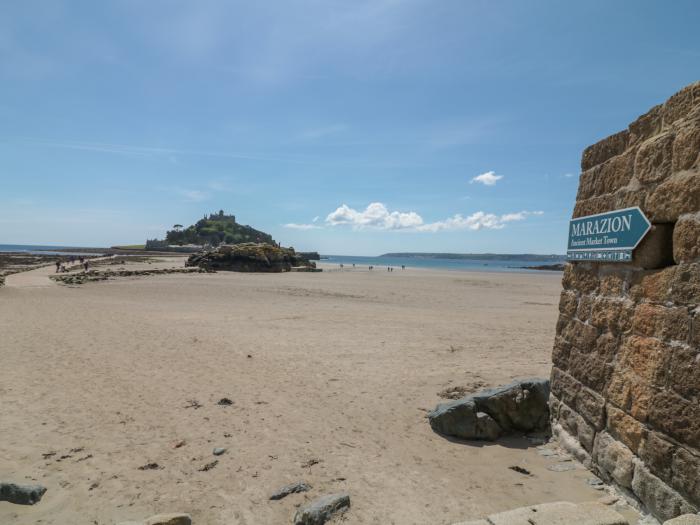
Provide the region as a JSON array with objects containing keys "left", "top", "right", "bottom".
[{"left": 4, "top": 257, "right": 114, "bottom": 289}]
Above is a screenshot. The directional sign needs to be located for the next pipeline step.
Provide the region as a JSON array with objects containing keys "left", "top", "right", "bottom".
[{"left": 567, "top": 207, "right": 651, "bottom": 262}]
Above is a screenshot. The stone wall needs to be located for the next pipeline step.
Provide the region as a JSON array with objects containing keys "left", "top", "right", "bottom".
[{"left": 550, "top": 81, "right": 700, "bottom": 522}]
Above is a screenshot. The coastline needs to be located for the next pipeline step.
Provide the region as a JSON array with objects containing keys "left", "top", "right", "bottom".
[
  {"left": 319, "top": 257, "right": 565, "bottom": 274},
  {"left": 0, "top": 245, "right": 566, "bottom": 275}
]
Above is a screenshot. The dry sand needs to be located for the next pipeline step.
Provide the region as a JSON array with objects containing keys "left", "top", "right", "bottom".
[{"left": 1, "top": 259, "right": 612, "bottom": 524}]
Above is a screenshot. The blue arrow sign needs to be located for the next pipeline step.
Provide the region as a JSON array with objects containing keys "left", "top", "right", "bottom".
[{"left": 567, "top": 207, "right": 651, "bottom": 262}]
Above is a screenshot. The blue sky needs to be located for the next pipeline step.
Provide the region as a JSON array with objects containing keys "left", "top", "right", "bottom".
[{"left": 1, "top": 1, "right": 698, "bottom": 254}]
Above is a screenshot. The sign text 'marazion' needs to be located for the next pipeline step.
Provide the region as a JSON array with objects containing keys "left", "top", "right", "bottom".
[{"left": 566, "top": 207, "right": 651, "bottom": 262}]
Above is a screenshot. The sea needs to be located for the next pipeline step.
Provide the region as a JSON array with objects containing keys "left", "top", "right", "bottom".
[
  {"left": 322, "top": 254, "right": 564, "bottom": 273},
  {"left": 0, "top": 244, "right": 106, "bottom": 256},
  {"left": 0, "top": 245, "right": 564, "bottom": 273}
]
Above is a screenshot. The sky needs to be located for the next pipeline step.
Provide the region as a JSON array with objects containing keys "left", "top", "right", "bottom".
[{"left": 1, "top": 1, "right": 699, "bottom": 255}]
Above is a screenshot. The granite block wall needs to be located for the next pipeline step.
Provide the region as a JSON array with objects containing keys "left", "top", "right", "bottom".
[{"left": 550, "top": 81, "right": 700, "bottom": 522}]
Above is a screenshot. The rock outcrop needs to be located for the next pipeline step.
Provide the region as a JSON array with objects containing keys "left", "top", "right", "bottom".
[
  {"left": 551, "top": 81, "right": 700, "bottom": 522},
  {"left": 428, "top": 378, "right": 550, "bottom": 441},
  {"left": 186, "top": 243, "right": 316, "bottom": 273},
  {"left": 51, "top": 267, "right": 209, "bottom": 285}
]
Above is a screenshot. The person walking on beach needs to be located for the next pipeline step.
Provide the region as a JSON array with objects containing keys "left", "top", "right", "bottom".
[
  {"left": 55, "top": 260, "right": 61, "bottom": 273},
  {"left": 84, "top": 260, "right": 89, "bottom": 272}
]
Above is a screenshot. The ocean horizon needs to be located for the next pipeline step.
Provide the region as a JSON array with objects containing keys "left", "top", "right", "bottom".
[
  {"left": 0, "top": 244, "right": 106, "bottom": 256},
  {"left": 322, "top": 254, "right": 564, "bottom": 272}
]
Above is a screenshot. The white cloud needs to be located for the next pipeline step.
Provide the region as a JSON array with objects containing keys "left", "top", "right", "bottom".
[
  {"left": 417, "top": 210, "right": 542, "bottom": 232},
  {"left": 326, "top": 202, "right": 424, "bottom": 230},
  {"left": 563, "top": 172, "right": 576, "bottom": 178},
  {"left": 283, "top": 223, "right": 322, "bottom": 230},
  {"left": 470, "top": 171, "right": 503, "bottom": 186},
  {"left": 177, "top": 189, "right": 209, "bottom": 202},
  {"left": 324, "top": 202, "right": 543, "bottom": 232},
  {"left": 312, "top": 216, "right": 320, "bottom": 223}
]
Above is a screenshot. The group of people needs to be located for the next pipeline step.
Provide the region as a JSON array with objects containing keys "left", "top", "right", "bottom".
[
  {"left": 55, "top": 256, "right": 89, "bottom": 273},
  {"left": 338, "top": 264, "right": 406, "bottom": 272}
]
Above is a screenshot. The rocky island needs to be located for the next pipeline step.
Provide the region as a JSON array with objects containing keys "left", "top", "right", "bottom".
[
  {"left": 186, "top": 243, "right": 318, "bottom": 273},
  {"left": 142, "top": 211, "right": 320, "bottom": 273}
]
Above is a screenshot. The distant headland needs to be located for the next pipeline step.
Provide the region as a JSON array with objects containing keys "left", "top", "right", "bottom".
[{"left": 380, "top": 252, "right": 565, "bottom": 262}]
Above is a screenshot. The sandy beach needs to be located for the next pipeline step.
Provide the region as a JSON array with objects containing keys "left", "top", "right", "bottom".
[{"left": 0, "top": 261, "right": 611, "bottom": 524}]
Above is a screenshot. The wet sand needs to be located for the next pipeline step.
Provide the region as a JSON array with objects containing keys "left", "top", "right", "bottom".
[{"left": 0, "top": 260, "right": 609, "bottom": 524}]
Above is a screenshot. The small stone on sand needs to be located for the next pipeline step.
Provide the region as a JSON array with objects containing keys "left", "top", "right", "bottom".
[
  {"left": 270, "top": 481, "right": 311, "bottom": 500},
  {"left": 0, "top": 482, "right": 47, "bottom": 505},
  {"left": 199, "top": 460, "right": 218, "bottom": 471},
  {"left": 293, "top": 493, "right": 350, "bottom": 525},
  {"left": 547, "top": 463, "right": 576, "bottom": 472}
]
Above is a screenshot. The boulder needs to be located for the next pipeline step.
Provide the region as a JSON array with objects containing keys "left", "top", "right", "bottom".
[
  {"left": 427, "top": 400, "right": 501, "bottom": 440},
  {"left": 293, "top": 493, "right": 350, "bottom": 525},
  {"left": 186, "top": 243, "right": 315, "bottom": 273},
  {"left": 0, "top": 482, "right": 47, "bottom": 505},
  {"left": 428, "top": 378, "right": 550, "bottom": 441}
]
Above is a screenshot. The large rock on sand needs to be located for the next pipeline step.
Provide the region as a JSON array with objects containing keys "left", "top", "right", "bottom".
[
  {"left": 293, "top": 493, "right": 350, "bottom": 525},
  {"left": 428, "top": 378, "right": 550, "bottom": 441},
  {"left": 0, "top": 482, "right": 47, "bottom": 505},
  {"left": 427, "top": 399, "right": 502, "bottom": 440},
  {"left": 186, "top": 243, "right": 315, "bottom": 273}
]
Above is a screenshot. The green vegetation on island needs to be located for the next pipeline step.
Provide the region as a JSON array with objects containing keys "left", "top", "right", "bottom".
[
  {"left": 146, "top": 211, "right": 275, "bottom": 250},
  {"left": 111, "top": 244, "right": 146, "bottom": 251}
]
